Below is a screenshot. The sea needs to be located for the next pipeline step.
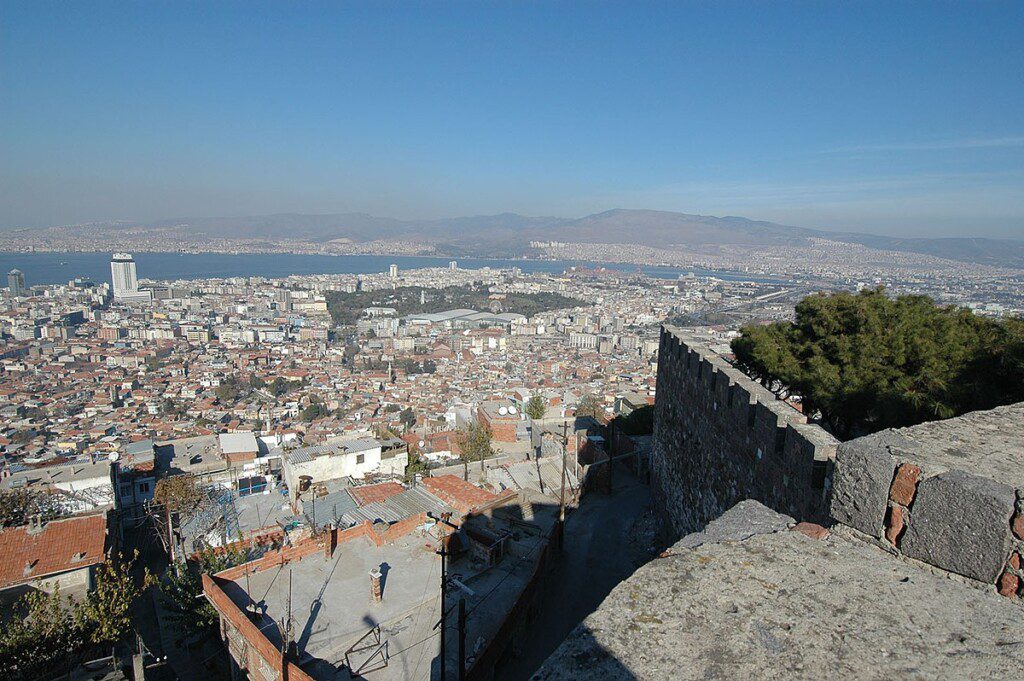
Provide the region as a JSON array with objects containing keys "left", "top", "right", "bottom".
[{"left": 0, "top": 251, "right": 782, "bottom": 287}]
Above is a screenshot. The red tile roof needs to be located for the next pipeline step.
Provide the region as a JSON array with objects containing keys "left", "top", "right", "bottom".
[
  {"left": 0, "top": 514, "right": 107, "bottom": 589},
  {"left": 422, "top": 475, "right": 499, "bottom": 514},
  {"left": 349, "top": 482, "right": 405, "bottom": 507}
]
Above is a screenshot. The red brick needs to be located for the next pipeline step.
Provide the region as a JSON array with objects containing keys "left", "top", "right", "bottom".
[
  {"left": 889, "top": 463, "right": 921, "bottom": 506},
  {"left": 998, "top": 571, "right": 1019, "bottom": 598},
  {"left": 885, "top": 505, "right": 905, "bottom": 547},
  {"left": 792, "top": 522, "right": 829, "bottom": 541},
  {"left": 1012, "top": 513, "right": 1024, "bottom": 541},
  {"left": 1010, "top": 552, "right": 1022, "bottom": 571}
]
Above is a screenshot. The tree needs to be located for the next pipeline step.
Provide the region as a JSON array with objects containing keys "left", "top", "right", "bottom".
[
  {"left": 159, "top": 547, "right": 246, "bottom": 634},
  {"left": 611, "top": 405, "right": 654, "bottom": 436},
  {"left": 299, "top": 401, "right": 328, "bottom": 421},
  {"left": 731, "top": 288, "right": 1024, "bottom": 439},
  {"left": 0, "top": 587, "right": 83, "bottom": 680},
  {"left": 575, "top": 394, "right": 603, "bottom": 420},
  {"left": 154, "top": 475, "right": 204, "bottom": 518},
  {"left": 74, "top": 551, "right": 155, "bottom": 646},
  {"left": 400, "top": 407, "right": 417, "bottom": 432},
  {"left": 458, "top": 422, "right": 493, "bottom": 463},
  {"left": 525, "top": 394, "right": 547, "bottom": 421},
  {"left": 0, "top": 488, "right": 66, "bottom": 528}
]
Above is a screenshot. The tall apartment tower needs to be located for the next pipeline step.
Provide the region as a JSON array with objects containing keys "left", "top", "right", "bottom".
[
  {"left": 389, "top": 263, "right": 399, "bottom": 279},
  {"left": 111, "top": 250, "right": 150, "bottom": 301},
  {"left": 7, "top": 269, "right": 25, "bottom": 297}
]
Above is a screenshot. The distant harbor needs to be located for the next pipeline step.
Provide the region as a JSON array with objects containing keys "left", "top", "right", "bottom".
[{"left": 0, "top": 251, "right": 784, "bottom": 287}]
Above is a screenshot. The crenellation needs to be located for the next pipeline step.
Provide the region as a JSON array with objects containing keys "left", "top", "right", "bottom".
[{"left": 651, "top": 326, "right": 839, "bottom": 535}]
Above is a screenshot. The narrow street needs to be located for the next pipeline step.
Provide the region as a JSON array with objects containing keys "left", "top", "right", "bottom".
[{"left": 495, "top": 463, "right": 663, "bottom": 680}]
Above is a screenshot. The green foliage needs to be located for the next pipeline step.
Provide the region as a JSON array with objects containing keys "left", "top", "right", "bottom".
[
  {"left": 0, "top": 489, "right": 55, "bottom": 528},
  {"left": 74, "top": 550, "right": 154, "bottom": 646},
  {"left": 525, "top": 394, "right": 547, "bottom": 421},
  {"left": 611, "top": 405, "right": 654, "bottom": 436},
  {"left": 458, "top": 422, "right": 493, "bottom": 462},
  {"left": 325, "top": 284, "right": 580, "bottom": 326},
  {"left": 400, "top": 407, "right": 417, "bottom": 432},
  {"left": 214, "top": 376, "right": 245, "bottom": 402},
  {"left": 299, "top": 401, "right": 329, "bottom": 421},
  {"left": 268, "top": 376, "right": 293, "bottom": 397},
  {"left": 159, "top": 547, "right": 247, "bottom": 634},
  {"left": 575, "top": 394, "right": 603, "bottom": 420},
  {"left": 154, "top": 475, "right": 204, "bottom": 522},
  {"left": 0, "top": 587, "right": 83, "bottom": 680},
  {"left": 731, "top": 288, "right": 1024, "bottom": 439}
]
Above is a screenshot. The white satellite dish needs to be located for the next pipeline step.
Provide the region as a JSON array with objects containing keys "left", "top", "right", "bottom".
[
  {"left": 498, "top": 406, "right": 508, "bottom": 416},
  {"left": 418, "top": 440, "right": 425, "bottom": 448},
  {"left": 508, "top": 406, "right": 517, "bottom": 415}
]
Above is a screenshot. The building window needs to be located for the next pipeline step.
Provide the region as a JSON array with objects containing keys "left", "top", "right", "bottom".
[
  {"left": 138, "top": 482, "right": 150, "bottom": 494},
  {"left": 356, "top": 454, "right": 365, "bottom": 464}
]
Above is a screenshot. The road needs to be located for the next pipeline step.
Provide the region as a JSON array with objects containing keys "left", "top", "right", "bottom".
[{"left": 495, "top": 462, "right": 661, "bottom": 680}]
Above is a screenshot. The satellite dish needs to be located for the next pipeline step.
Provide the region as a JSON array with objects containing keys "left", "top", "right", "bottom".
[
  {"left": 498, "top": 406, "right": 508, "bottom": 416},
  {"left": 108, "top": 453, "right": 119, "bottom": 462},
  {"left": 418, "top": 440, "right": 425, "bottom": 448},
  {"left": 508, "top": 406, "right": 517, "bottom": 415}
]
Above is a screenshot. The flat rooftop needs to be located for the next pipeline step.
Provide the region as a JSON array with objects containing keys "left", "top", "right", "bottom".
[
  {"left": 535, "top": 501, "right": 1024, "bottom": 680},
  {"left": 222, "top": 532, "right": 441, "bottom": 679}
]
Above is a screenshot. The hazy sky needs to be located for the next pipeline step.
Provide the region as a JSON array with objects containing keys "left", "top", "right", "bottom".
[{"left": 2, "top": 1, "right": 1023, "bottom": 238}]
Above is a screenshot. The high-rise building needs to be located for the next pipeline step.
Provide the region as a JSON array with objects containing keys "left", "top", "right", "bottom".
[
  {"left": 389, "top": 264, "right": 399, "bottom": 279},
  {"left": 449, "top": 261, "right": 458, "bottom": 270},
  {"left": 110, "top": 253, "right": 151, "bottom": 301},
  {"left": 7, "top": 269, "right": 25, "bottom": 297}
]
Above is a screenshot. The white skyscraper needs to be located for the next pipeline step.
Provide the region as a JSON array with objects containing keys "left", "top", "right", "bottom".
[
  {"left": 110, "top": 253, "right": 151, "bottom": 301},
  {"left": 389, "top": 263, "right": 399, "bottom": 279},
  {"left": 7, "top": 269, "right": 25, "bottom": 297}
]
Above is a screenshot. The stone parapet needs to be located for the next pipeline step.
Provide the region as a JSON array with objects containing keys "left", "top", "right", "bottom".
[
  {"left": 830, "top": 403, "right": 1024, "bottom": 597},
  {"left": 651, "top": 326, "right": 838, "bottom": 535}
]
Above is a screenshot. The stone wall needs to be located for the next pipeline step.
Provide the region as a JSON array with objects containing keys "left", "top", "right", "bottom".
[
  {"left": 651, "top": 326, "right": 838, "bottom": 535},
  {"left": 829, "top": 403, "right": 1024, "bottom": 598}
]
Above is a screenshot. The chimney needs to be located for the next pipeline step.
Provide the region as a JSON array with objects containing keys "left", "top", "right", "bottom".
[{"left": 369, "top": 567, "right": 383, "bottom": 602}]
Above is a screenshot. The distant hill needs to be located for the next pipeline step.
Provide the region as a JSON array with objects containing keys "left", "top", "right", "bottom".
[{"left": 129, "top": 209, "right": 1024, "bottom": 269}]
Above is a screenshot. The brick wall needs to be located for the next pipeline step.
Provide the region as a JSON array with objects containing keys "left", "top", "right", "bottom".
[
  {"left": 651, "top": 326, "right": 838, "bottom": 536},
  {"left": 203, "top": 573, "right": 315, "bottom": 681}
]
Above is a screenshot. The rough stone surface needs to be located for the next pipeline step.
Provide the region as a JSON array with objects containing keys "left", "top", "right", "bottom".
[
  {"left": 534, "top": 502, "right": 1024, "bottom": 681},
  {"left": 650, "top": 327, "right": 838, "bottom": 537},
  {"left": 829, "top": 439, "right": 896, "bottom": 538},
  {"left": 676, "top": 499, "right": 792, "bottom": 548},
  {"left": 850, "top": 403, "right": 1024, "bottom": 489},
  {"left": 901, "top": 470, "right": 1016, "bottom": 583},
  {"left": 888, "top": 463, "right": 921, "bottom": 506},
  {"left": 1013, "top": 513, "right": 1024, "bottom": 541}
]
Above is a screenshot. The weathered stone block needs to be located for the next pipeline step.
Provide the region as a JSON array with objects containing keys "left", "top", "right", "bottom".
[
  {"left": 829, "top": 440, "right": 896, "bottom": 537},
  {"left": 901, "top": 470, "right": 1015, "bottom": 583}
]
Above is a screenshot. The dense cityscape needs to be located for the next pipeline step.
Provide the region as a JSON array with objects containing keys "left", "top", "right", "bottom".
[{"left": 3, "top": 2, "right": 1023, "bottom": 680}]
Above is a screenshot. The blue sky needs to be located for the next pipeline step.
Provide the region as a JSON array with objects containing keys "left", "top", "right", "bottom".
[{"left": 1, "top": 1, "right": 1022, "bottom": 237}]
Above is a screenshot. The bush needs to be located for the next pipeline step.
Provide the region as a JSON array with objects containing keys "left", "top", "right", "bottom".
[{"left": 731, "top": 288, "right": 1024, "bottom": 439}]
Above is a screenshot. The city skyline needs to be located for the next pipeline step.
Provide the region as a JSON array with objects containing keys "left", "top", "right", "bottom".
[{"left": 2, "top": 2, "right": 1023, "bottom": 238}]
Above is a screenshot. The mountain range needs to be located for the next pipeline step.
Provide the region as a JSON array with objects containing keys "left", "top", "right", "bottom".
[{"left": 135, "top": 209, "right": 1024, "bottom": 268}]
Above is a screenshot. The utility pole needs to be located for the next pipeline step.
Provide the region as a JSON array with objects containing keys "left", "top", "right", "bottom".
[
  {"left": 558, "top": 422, "right": 568, "bottom": 551},
  {"left": 429, "top": 512, "right": 459, "bottom": 680},
  {"left": 437, "top": 538, "right": 447, "bottom": 681},
  {"left": 458, "top": 598, "right": 467, "bottom": 681}
]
